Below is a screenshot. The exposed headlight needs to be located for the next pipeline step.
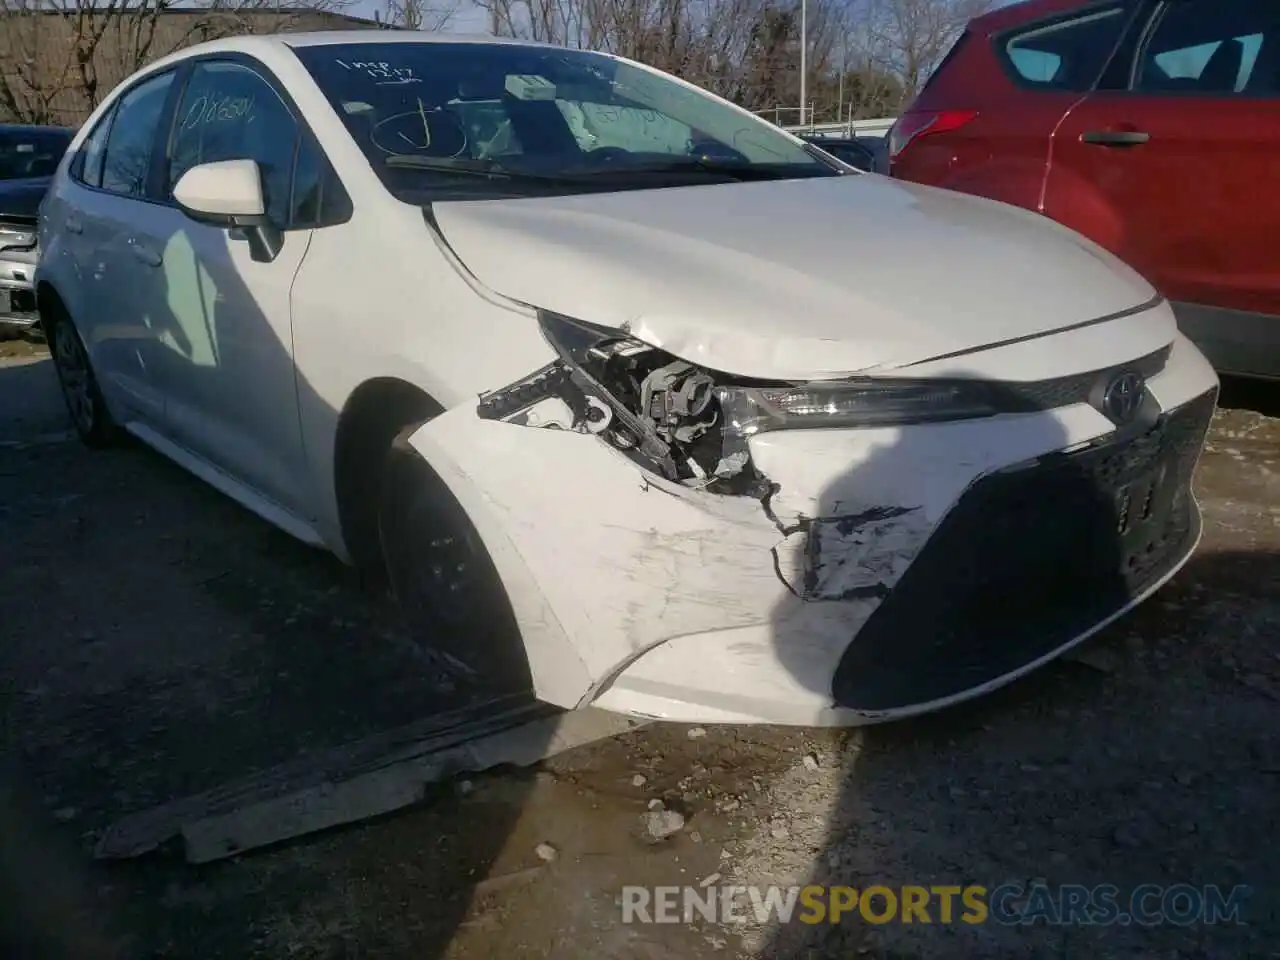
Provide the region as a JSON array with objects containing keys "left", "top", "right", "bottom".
[
  {"left": 515, "top": 310, "right": 1017, "bottom": 491},
  {"left": 537, "top": 309, "right": 1006, "bottom": 438},
  {"left": 717, "top": 381, "right": 1001, "bottom": 435}
]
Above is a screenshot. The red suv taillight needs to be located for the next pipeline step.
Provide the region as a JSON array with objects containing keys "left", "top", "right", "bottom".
[{"left": 888, "top": 109, "right": 979, "bottom": 162}]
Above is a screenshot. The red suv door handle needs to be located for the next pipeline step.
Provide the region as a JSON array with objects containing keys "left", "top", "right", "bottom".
[{"left": 1081, "top": 129, "right": 1151, "bottom": 147}]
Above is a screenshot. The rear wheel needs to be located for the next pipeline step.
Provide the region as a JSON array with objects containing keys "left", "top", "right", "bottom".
[
  {"left": 47, "top": 312, "right": 118, "bottom": 448},
  {"left": 378, "top": 425, "right": 531, "bottom": 694}
]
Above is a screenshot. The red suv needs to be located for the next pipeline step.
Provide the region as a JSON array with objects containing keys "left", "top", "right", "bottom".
[{"left": 889, "top": 0, "right": 1279, "bottom": 380}]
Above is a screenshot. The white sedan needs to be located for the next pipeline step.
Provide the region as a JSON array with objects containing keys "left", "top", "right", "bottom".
[{"left": 35, "top": 32, "right": 1218, "bottom": 726}]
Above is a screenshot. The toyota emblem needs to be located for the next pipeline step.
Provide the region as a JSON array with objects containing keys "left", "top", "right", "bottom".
[{"left": 1101, "top": 371, "right": 1145, "bottom": 424}]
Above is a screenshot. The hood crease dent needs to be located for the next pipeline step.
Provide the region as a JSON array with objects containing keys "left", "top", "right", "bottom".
[{"left": 430, "top": 175, "right": 1162, "bottom": 381}]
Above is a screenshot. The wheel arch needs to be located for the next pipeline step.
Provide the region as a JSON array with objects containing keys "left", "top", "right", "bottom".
[
  {"left": 332, "top": 376, "right": 445, "bottom": 576},
  {"left": 401, "top": 414, "right": 592, "bottom": 708},
  {"left": 332, "top": 376, "right": 586, "bottom": 704},
  {"left": 35, "top": 279, "right": 69, "bottom": 332},
  {"left": 35, "top": 277, "right": 119, "bottom": 447}
]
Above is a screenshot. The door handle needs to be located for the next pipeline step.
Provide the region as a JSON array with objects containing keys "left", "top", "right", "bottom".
[
  {"left": 127, "top": 238, "right": 162, "bottom": 268},
  {"left": 64, "top": 214, "right": 83, "bottom": 234},
  {"left": 1080, "top": 129, "right": 1150, "bottom": 147}
]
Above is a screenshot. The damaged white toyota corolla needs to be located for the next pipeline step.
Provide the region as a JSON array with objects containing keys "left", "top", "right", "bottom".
[{"left": 37, "top": 33, "right": 1218, "bottom": 726}]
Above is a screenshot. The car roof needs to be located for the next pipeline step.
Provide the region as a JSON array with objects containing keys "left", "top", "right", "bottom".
[
  {"left": 279, "top": 30, "right": 563, "bottom": 50},
  {"left": 134, "top": 29, "right": 579, "bottom": 76},
  {"left": 160, "top": 30, "right": 567, "bottom": 61},
  {"left": 969, "top": 0, "right": 1133, "bottom": 33}
]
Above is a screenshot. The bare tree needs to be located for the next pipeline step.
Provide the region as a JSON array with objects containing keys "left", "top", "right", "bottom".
[
  {"left": 0, "top": 0, "right": 74, "bottom": 124},
  {"left": 464, "top": 0, "right": 977, "bottom": 120},
  {"left": 472, "top": 0, "right": 844, "bottom": 114},
  {"left": 379, "top": 0, "right": 462, "bottom": 31},
  {"left": 854, "top": 0, "right": 992, "bottom": 104},
  {"left": 477, "top": 0, "right": 607, "bottom": 47},
  {"left": 0, "top": 0, "right": 974, "bottom": 126},
  {"left": 0, "top": 0, "right": 357, "bottom": 126}
]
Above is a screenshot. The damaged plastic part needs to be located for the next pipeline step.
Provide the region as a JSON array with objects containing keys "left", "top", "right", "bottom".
[
  {"left": 475, "top": 362, "right": 571, "bottom": 421},
  {"left": 476, "top": 311, "right": 770, "bottom": 495},
  {"left": 638, "top": 359, "right": 718, "bottom": 445}
]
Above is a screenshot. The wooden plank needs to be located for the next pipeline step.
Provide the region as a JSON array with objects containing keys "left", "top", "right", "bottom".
[
  {"left": 181, "top": 765, "right": 431, "bottom": 863},
  {"left": 93, "top": 692, "right": 554, "bottom": 860},
  {"left": 179, "top": 708, "right": 646, "bottom": 864},
  {"left": 94, "top": 700, "right": 647, "bottom": 863}
]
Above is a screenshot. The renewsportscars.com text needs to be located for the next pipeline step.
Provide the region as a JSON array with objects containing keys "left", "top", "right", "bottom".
[{"left": 621, "top": 882, "right": 1250, "bottom": 927}]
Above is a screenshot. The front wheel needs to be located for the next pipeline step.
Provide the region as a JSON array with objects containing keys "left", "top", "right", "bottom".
[
  {"left": 47, "top": 313, "right": 118, "bottom": 448},
  {"left": 378, "top": 425, "right": 531, "bottom": 695}
]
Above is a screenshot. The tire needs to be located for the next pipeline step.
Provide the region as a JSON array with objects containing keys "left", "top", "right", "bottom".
[
  {"left": 47, "top": 312, "right": 118, "bottom": 448},
  {"left": 378, "top": 424, "right": 531, "bottom": 694}
]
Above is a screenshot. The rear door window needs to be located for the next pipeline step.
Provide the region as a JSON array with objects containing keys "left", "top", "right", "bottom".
[
  {"left": 73, "top": 111, "right": 114, "bottom": 188},
  {"left": 1001, "top": 4, "right": 1128, "bottom": 90},
  {"left": 1135, "top": 0, "right": 1278, "bottom": 95}
]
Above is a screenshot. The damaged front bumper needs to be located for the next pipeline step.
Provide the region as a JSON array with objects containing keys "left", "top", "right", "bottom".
[{"left": 408, "top": 332, "right": 1218, "bottom": 726}]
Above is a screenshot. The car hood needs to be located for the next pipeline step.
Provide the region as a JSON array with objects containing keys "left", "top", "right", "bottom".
[
  {"left": 0, "top": 177, "right": 50, "bottom": 220},
  {"left": 431, "top": 174, "right": 1159, "bottom": 380}
]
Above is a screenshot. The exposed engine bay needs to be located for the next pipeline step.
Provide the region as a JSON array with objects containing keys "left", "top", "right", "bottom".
[{"left": 477, "top": 311, "right": 771, "bottom": 497}]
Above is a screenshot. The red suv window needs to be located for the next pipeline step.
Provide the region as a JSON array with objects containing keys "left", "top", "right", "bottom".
[{"left": 998, "top": 4, "right": 1129, "bottom": 91}]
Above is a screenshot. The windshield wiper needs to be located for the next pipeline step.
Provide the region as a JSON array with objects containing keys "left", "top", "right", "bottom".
[{"left": 383, "top": 154, "right": 585, "bottom": 183}]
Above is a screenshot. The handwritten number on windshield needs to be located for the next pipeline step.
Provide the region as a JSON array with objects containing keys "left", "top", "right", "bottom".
[{"left": 335, "top": 58, "right": 421, "bottom": 86}]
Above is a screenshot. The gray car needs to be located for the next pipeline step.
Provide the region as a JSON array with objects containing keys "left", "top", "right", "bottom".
[{"left": 0, "top": 124, "right": 73, "bottom": 332}]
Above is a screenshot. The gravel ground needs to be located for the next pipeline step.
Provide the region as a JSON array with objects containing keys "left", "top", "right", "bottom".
[{"left": 1, "top": 341, "right": 1277, "bottom": 959}]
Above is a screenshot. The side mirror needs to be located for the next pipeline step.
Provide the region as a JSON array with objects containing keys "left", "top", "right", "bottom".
[{"left": 172, "top": 159, "right": 283, "bottom": 263}]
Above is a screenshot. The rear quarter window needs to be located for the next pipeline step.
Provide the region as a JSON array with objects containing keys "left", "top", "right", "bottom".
[{"left": 999, "top": 4, "right": 1129, "bottom": 91}]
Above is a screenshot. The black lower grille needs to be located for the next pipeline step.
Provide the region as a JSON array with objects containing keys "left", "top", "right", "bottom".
[
  {"left": 832, "top": 388, "right": 1217, "bottom": 712},
  {"left": 7, "top": 288, "right": 35, "bottom": 313}
]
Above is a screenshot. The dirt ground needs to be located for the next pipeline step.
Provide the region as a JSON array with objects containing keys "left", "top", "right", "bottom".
[{"left": 1, "top": 337, "right": 1277, "bottom": 959}]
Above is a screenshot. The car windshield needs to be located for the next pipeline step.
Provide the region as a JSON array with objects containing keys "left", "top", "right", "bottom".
[
  {"left": 293, "top": 42, "right": 840, "bottom": 200},
  {"left": 0, "top": 128, "right": 71, "bottom": 181}
]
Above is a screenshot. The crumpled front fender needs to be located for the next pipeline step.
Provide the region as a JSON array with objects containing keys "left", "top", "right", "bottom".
[{"left": 406, "top": 405, "right": 785, "bottom": 708}]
